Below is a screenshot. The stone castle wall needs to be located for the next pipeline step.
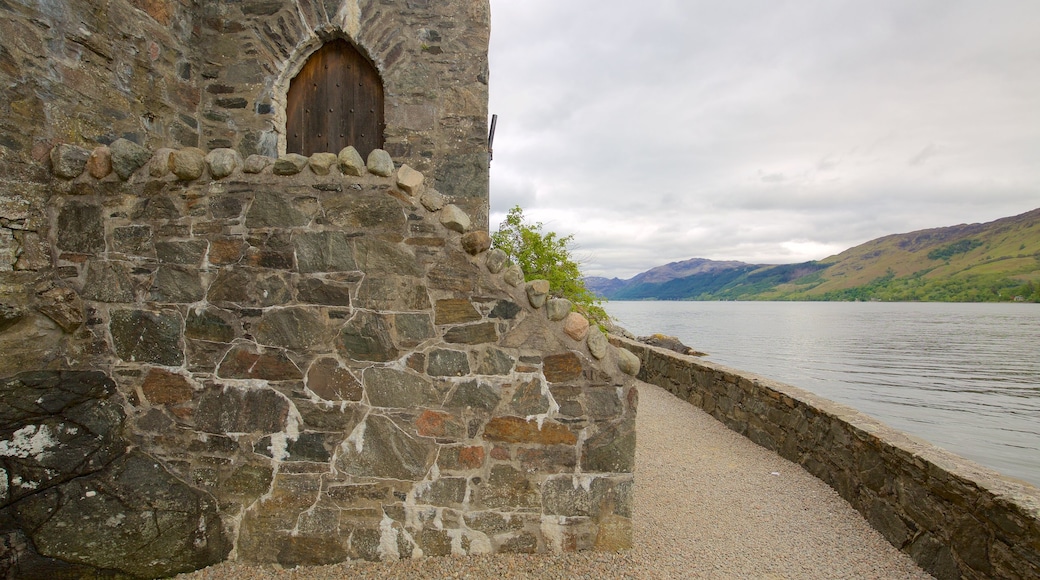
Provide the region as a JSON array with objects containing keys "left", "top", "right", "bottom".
[
  {"left": 194, "top": 0, "right": 491, "bottom": 228},
  {"left": 613, "top": 335, "right": 1040, "bottom": 580},
  {"left": 0, "top": 143, "right": 637, "bottom": 578},
  {"left": 0, "top": 0, "right": 490, "bottom": 229}
]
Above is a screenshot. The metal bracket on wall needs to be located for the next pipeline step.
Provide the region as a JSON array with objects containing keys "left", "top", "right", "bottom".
[{"left": 488, "top": 113, "right": 498, "bottom": 166}]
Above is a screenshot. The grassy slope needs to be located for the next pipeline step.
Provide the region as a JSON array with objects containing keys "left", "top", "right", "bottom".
[
  {"left": 759, "top": 207, "right": 1040, "bottom": 301},
  {"left": 610, "top": 207, "right": 1040, "bottom": 302}
]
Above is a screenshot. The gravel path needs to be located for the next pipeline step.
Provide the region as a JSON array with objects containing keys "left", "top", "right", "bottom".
[{"left": 179, "top": 382, "right": 932, "bottom": 579}]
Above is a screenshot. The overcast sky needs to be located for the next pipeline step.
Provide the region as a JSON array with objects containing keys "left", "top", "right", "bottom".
[{"left": 486, "top": 0, "right": 1040, "bottom": 279}]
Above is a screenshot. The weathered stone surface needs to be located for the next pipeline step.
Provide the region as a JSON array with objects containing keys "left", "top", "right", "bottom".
[
  {"left": 463, "top": 510, "right": 525, "bottom": 535},
  {"left": 142, "top": 367, "right": 194, "bottom": 405},
  {"left": 13, "top": 452, "right": 229, "bottom": 577},
  {"left": 110, "top": 309, "right": 183, "bottom": 366},
  {"left": 543, "top": 352, "right": 584, "bottom": 383},
  {"left": 546, "top": 298, "right": 572, "bottom": 322},
  {"left": 306, "top": 357, "right": 362, "bottom": 402},
  {"left": 440, "top": 204, "right": 471, "bottom": 233},
  {"left": 110, "top": 138, "right": 150, "bottom": 180},
  {"left": 255, "top": 432, "right": 332, "bottom": 463},
  {"left": 132, "top": 194, "right": 180, "bottom": 220},
  {"left": 499, "top": 316, "right": 566, "bottom": 353},
  {"left": 35, "top": 286, "right": 85, "bottom": 332},
  {"left": 427, "top": 349, "right": 471, "bottom": 377},
  {"left": 510, "top": 378, "right": 551, "bottom": 416},
  {"left": 517, "top": 445, "right": 576, "bottom": 473},
  {"left": 616, "top": 347, "right": 641, "bottom": 376},
  {"left": 439, "top": 445, "right": 487, "bottom": 472},
  {"left": 208, "top": 196, "right": 246, "bottom": 222},
  {"left": 639, "top": 333, "right": 703, "bottom": 356},
  {"left": 156, "top": 240, "right": 208, "bottom": 265},
  {"left": 196, "top": 384, "right": 290, "bottom": 434},
  {"left": 273, "top": 153, "right": 309, "bottom": 175},
  {"left": 583, "top": 417, "right": 636, "bottom": 473},
  {"left": 475, "top": 465, "right": 539, "bottom": 509},
  {"left": 208, "top": 269, "right": 290, "bottom": 308},
  {"left": 217, "top": 344, "right": 302, "bottom": 380},
  {"left": 483, "top": 416, "right": 576, "bottom": 445},
  {"left": 309, "top": 152, "right": 338, "bottom": 175},
  {"left": 367, "top": 149, "right": 394, "bottom": 177},
  {"left": 392, "top": 313, "right": 435, "bottom": 347},
  {"left": 50, "top": 144, "right": 90, "bottom": 178},
  {"left": 57, "top": 201, "right": 104, "bottom": 254},
  {"left": 246, "top": 190, "right": 310, "bottom": 228},
  {"left": 444, "top": 321, "right": 498, "bottom": 345},
  {"left": 338, "top": 146, "right": 366, "bottom": 176},
  {"left": 543, "top": 476, "right": 632, "bottom": 521},
  {"left": 417, "top": 477, "right": 468, "bottom": 507},
  {"left": 503, "top": 264, "right": 524, "bottom": 287},
  {"left": 151, "top": 265, "right": 205, "bottom": 302},
  {"left": 247, "top": 230, "right": 296, "bottom": 269},
  {"left": 415, "top": 410, "right": 467, "bottom": 439},
  {"left": 324, "top": 192, "right": 406, "bottom": 230},
  {"left": 419, "top": 189, "right": 446, "bottom": 212},
  {"left": 354, "top": 237, "right": 421, "bottom": 276},
  {"left": 485, "top": 248, "right": 508, "bottom": 274},
  {"left": 336, "top": 415, "right": 434, "bottom": 480},
  {"left": 435, "top": 299, "right": 481, "bottom": 325},
  {"left": 586, "top": 389, "right": 623, "bottom": 420},
  {"left": 206, "top": 148, "right": 241, "bottom": 179},
  {"left": 563, "top": 312, "right": 590, "bottom": 341},
  {"left": 170, "top": 148, "right": 206, "bottom": 180},
  {"left": 337, "top": 311, "right": 398, "bottom": 362},
  {"left": 476, "top": 347, "right": 515, "bottom": 376},
  {"left": 294, "top": 231, "right": 357, "bottom": 273},
  {"left": 297, "top": 277, "right": 352, "bottom": 306},
  {"left": 461, "top": 230, "right": 492, "bottom": 255},
  {"left": 490, "top": 299, "right": 522, "bottom": 320},
  {"left": 365, "top": 367, "right": 440, "bottom": 408},
  {"left": 445, "top": 380, "right": 501, "bottom": 412},
  {"left": 587, "top": 330, "right": 609, "bottom": 360},
  {"left": 356, "top": 276, "right": 432, "bottom": 312},
  {"left": 149, "top": 148, "right": 175, "bottom": 177},
  {"left": 427, "top": 252, "right": 477, "bottom": 292},
  {"left": 293, "top": 399, "right": 365, "bottom": 434},
  {"left": 526, "top": 280, "right": 550, "bottom": 309},
  {"left": 396, "top": 164, "right": 424, "bottom": 194},
  {"left": 0, "top": 371, "right": 125, "bottom": 504},
  {"left": 209, "top": 238, "right": 246, "bottom": 264},
  {"left": 86, "top": 145, "right": 113, "bottom": 178},
  {"left": 255, "top": 307, "right": 327, "bottom": 351},
  {"left": 0, "top": 371, "right": 229, "bottom": 576},
  {"left": 243, "top": 154, "right": 272, "bottom": 174}
]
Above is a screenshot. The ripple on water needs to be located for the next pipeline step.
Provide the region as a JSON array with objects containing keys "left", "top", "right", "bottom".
[{"left": 605, "top": 301, "right": 1040, "bottom": 487}]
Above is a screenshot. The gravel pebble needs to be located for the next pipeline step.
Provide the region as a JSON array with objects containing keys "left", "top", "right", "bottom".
[{"left": 178, "top": 382, "right": 932, "bottom": 579}]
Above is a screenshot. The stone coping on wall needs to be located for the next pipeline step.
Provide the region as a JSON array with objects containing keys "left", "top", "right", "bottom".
[{"left": 612, "top": 335, "right": 1040, "bottom": 580}]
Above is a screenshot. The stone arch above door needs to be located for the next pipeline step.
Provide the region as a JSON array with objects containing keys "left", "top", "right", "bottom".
[{"left": 285, "top": 39, "right": 385, "bottom": 158}]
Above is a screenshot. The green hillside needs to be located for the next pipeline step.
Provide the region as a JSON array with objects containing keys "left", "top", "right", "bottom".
[{"left": 594, "top": 207, "right": 1040, "bottom": 302}]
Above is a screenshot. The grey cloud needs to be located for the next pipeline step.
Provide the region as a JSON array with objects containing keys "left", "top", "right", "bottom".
[
  {"left": 908, "top": 143, "right": 939, "bottom": 166},
  {"left": 487, "top": 0, "right": 1040, "bottom": 278}
]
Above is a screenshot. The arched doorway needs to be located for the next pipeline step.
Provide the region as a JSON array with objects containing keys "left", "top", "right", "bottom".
[{"left": 285, "top": 39, "right": 385, "bottom": 157}]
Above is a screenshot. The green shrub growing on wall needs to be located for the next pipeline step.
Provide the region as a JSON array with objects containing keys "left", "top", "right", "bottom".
[{"left": 492, "top": 206, "right": 608, "bottom": 322}]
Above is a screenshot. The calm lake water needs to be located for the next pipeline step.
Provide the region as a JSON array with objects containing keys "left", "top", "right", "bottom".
[{"left": 604, "top": 301, "right": 1040, "bottom": 487}]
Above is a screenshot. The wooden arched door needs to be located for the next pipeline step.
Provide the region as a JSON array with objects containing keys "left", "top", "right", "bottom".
[{"left": 286, "top": 39, "right": 385, "bottom": 157}]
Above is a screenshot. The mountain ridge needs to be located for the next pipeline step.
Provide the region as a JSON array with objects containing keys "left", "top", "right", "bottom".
[{"left": 589, "top": 207, "right": 1040, "bottom": 302}]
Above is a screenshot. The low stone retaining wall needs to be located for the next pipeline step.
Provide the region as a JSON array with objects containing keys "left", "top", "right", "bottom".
[{"left": 612, "top": 335, "right": 1040, "bottom": 580}]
